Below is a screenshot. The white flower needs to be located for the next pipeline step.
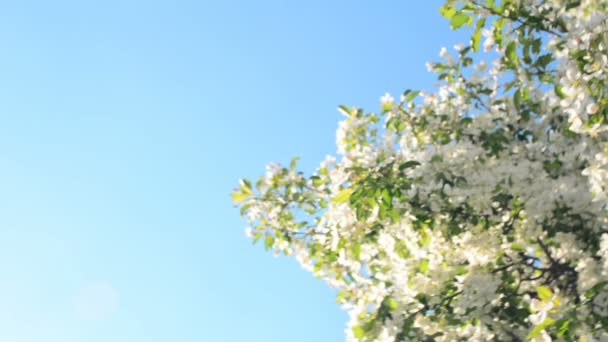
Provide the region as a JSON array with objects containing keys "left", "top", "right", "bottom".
[
  {"left": 380, "top": 92, "right": 394, "bottom": 104},
  {"left": 529, "top": 298, "right": 553, "bottom": 325},
  {"left": 482, "top": 29, "right": 494, "bottom": 52},
  {"left": 532, "top": 330, "right": 552, "bottom": 342},
  {"left": 587, "top": 102, "right": 600, "bottom": 114},
  {"left": 475, "top": 60, "right": 488, "bottom": 72}
]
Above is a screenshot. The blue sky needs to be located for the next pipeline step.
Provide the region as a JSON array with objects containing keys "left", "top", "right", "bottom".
[{"left": 0, "top": 1, "right": 469, "bottom": 341}]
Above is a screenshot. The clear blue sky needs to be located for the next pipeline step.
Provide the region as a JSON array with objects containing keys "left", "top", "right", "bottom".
[{"left": 0, "top": 1, "right": 468, "bottom": 341}]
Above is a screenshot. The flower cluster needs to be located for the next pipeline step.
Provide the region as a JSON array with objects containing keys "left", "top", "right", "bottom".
[{"left": 233, "top": 0, "right": 608, "bottom": 340}]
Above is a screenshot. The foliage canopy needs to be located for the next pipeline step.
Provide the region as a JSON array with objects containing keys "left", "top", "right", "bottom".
[{"left": 233, "top": 0, "right": 608, "bottom": 340}]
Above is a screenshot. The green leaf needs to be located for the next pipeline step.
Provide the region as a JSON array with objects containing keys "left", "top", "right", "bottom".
[
  {"left": 310, "top": 175, "right": 323, "bottom": 186},
  {"left": 381, "top": 188, "right": 391, "bottom": 206},
  {"left": 400, "top": 160, "right": 421, "bottom": 171},
  {"left": 536, "top": 286, "right": 553, "bottom": 301},
  {"left": 511, "top": 242, "right": 524, "bottom": 251},
  {"left": 352, "top": 325, "right": 366, "bottom": 339},
  {"left": 419, "top": 259, "right": 430, "bottom": 274},
  {"left": 264, "top": 235, "right": 275, "bottom": 250},
  {"left": 514, "top": 88, "right": 522, "bottom": 110},
  {"left": 430, "top": 154, "right": 443, "bottom": 163},
  {"left": 240, "top": 179, "right": 252, "bottom": 192},
  {"left": 543, "top": 160, "right": 562, "bottom": 176},
  {"left": 394, "top": 240, "right": 410, "bottom": 258},
  {"left": 493, "top": 18, "right": 505, "bottom": 47},
  {"left": 522, "top": 87, "right": 530, "bottom": 101},
  {"left": 349, "top": 188, "right": 365, "bottom": 205},
  {"left": 231, "top": 191, "right": 248, "bottom": 203},
  {"left": 505, "top": 41, "right": 518, "bottom": 66},
  {"left": 566, "top": 0, "right": 581, "bottom": 10},
  {"left": 532, "top": 39, "right": 542, "bottom": 54},
  {"left": 527, "top": 317, "right": 555, "bottom": 340},
  {"left": 556, "top": 319, "right": 570, "bottom": 338},
  {"left": 290, "top": 157, "right": 299, "bottom": 170},
  {"left": 386, "top": 297, "right": 399, "bottom": 310},
  {"left": 351, "top": 243, "right": 361, "bottom": 260},
  {"left": 523, "top": 40, "right": 532, "bottom": 64},
  {"left": 554, "top": 85, "right": 567, "bottom": 99},
  {"left": 471, "top": 29, "right": 482, "bottom": 52},
  {"left": 455, "top": 265, "right": 468, "bottom": 275},
  {"left": 471, "top": 18, "right": 486, "bottom": 52},
  {"left": 403, "top": 90, "right": 420, "bottom": 102},
  {"left": 381, "top": 103, "right": 392, "bottom": 113},
  {"left": 338, "top": 105, "right": 352, "bottom": 116},
  {"left": 450, "top": 13, "right": 470, "bottom": 30},
  {"left": 536, "top": 54, "right": 553, "bottom": 69},
  {"left": 498, "top": 0, "right": 511, "bottom": 14},
  {"left": 419, "top": 229, "right": 431, "bottom": 246},
  {"left": 439, "top": 5, "right": 456, "bottom": 19},
  {"left": 584, "top": 280, "right": 608, "bottom": 300},
  {"left": 332, "top": 188, "right": 354, "bottom": 203},
  {"left": 460, "top": 117, "right": 473, "bottom": 125}
]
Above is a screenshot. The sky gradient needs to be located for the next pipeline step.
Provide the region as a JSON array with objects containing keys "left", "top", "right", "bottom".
[{"left": 0, "top": 1, "right": 469, "bottom": 341}]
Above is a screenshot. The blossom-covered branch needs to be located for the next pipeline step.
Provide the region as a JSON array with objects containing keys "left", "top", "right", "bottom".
[{"left": 233, "top": 0, "right": 608, "bottom": 340}]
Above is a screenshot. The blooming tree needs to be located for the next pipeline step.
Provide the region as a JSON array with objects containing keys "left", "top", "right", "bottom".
[{"left": 232, "top": 0, "right": 608, "bottom": 340}]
